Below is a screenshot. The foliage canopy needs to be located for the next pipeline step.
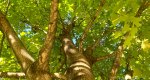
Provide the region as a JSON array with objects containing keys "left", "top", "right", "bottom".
[{"left": 0, "top": 0, "right": 150, "bottom": 80}]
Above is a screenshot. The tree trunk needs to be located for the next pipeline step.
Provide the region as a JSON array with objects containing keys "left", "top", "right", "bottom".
[
  {"left": 25, "top": 62, "right": 51, "bottom": 80},
  {"left": 62, "top": 37, "right": 94, "bottom": 80}
]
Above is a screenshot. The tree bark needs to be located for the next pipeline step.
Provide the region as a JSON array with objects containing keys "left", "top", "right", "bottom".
[
  {"left": 25, "top": 0, "right": 58, "bottom": 79},
  {"left": 0, "top": 72, "right": 25, "bottom": 78},
  {"left": 0, "top": 10, "right": 34, "bottom": 72},
  {"left": 37, "top": 0, "right": 58, "bottom": 71},
  {"left": 109, "top": 45, "right": 123, "bottom": 80},
  {"left": 0, "top": 0, "right": 58, "bottom": 79},
  {"left": 62, "top": 37, "right": 94, "bottom": 80},
  {"left": 0, "top": 10, "right": 52, "bottom": 80},
  {"left": 60, "top": 23, "right": 94, "bottom": 79}
]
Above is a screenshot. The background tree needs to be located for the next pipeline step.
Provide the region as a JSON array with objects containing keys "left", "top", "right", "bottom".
[{"left": 0, "top": 0, "right": 150, "bottom": 80}]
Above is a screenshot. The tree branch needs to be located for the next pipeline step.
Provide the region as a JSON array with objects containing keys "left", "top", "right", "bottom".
[
  {"left": 109, "top": 39, "right": 124, "bottom": 80},
  {"left": 94, "top": 53, "right": 115, "bottom": 63},
  {"left": 0, "top": 11, "right": 34, "bottom": 72},
  {"left": 61, "top": 37, "right": 94, "bottom": 80},
  {"left": 0, "top": 72, "right": 66, "bottom": 80},
  {"left": 4, "top": 0, "right": 10, "bottom": 15},
  {"left": 0, "top": 72, "right": 25, "bottom": 78},
  {"left": 0, "top": 33, "right": 5, "bottom": 56},
  {"left": 38, "top": 0, "right": 58, "bottom": 71},
  {"left": 79, "top": 0, "right": 106, "bottom": 53},
  {"left": 135, "top": 0, "right": 150, "bottom": 17},
  {"left": 109, "top": 1, "right": 149, "bottom": 79},
  {"left": 90, "top": 28, "right": 114, "bottom": 52},
  {"left": 59, "top": 21, "right": 94, "bottom": 79},
  {"left": 83, "top": 27, "right": 115, "bottom": 64}
]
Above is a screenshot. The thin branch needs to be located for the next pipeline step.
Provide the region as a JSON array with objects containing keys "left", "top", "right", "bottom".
[
  {"left": 38, "top": 0, "right": 58, "bottom": 71},
  {"left": 56, "top": 58, "right": 65, "bottom": 72},
  {"left": 4, "top": 0, "right": 10, "bottom": 15},
  {"left": 58, "top": 11, "right": 65, "bottom": 29},
  {"left": 19, "top": 13, "right": 47, "bottom": 34},
  {"left": 56, "top": 49, "right": 66, "bottom": 72},
  {"left": 0, "top": 33, "right": 5, "bottom": 56},
  {"left": 20, "top": 20, "right": 41, "bottom": 33},
  {"left": 0, "top": 11, "right": 34, "bottom": 71},
  {"left": 135, "top": 0, "right": 150, "bottom": 17},
  {"left": 79, "top": 0, "right": 106, "bottom": 53},
  {"left": 84, "top": 27, "right": 115, "bottom": 56},
  {"left": 91, "top": 28, "right": 111, "bottom": 51},
  {"left": 94, "top": 52, "right": 116, "bottom": 63},
  {"left": 91, "top": 38, "right": 101, "bottom": 50},
  {"left": 109, "top": 40, "right": 124, "bottom": 80}
]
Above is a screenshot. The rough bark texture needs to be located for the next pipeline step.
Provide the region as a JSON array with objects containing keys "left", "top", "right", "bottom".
[
  {"left": 0, "top": 0, "right": 58, "bottom": 79},
  {"left": 37, "top": 0, "right": 58, "bottom": 71},
  {"left": 25, "top": 62, "right": 52, "bottom": 80},
  {"left": 60, "top": 23, "right": 94, "bottom": 80},
  {"left": 25, "top": 0, "right": 58, "bottom": 79},
  {"left": 62, "top": 37, "right": 94, "bottom": 80},
  {"left": 1, "top": 0, "right": 149, "bottom": 80},
  {"left": 0, "top": 10, "right": 52, "bottom": 80},
  {"left": 0, "top": 11, "right": 34, "bottom": 72},
  {"left": 0, "top": 72, "right": 25, "bottom": 78}
]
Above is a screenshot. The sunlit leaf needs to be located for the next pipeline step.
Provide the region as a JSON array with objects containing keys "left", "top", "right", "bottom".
[
  {"left": 20, "top": 32, "right": 26, "bottom": 36},
  {"left": 141, "top": 39, "right": 150, "bottom": 52}
]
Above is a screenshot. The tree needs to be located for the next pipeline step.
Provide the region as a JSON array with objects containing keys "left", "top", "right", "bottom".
[{"left": 0, "top": 0, "right": 150, "bottom": 80}]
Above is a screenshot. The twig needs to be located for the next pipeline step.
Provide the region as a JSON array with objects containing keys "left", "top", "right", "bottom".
[
  {"left": 79, "top": 0, "right": 106, "bottom": 53},
  {"left": 58, "top": 11, "right": 65, "bottom": 29},
  {"left": 91, "top": 28, "right": 111, "bottom": 51},
  {"left": 94, "top": 53, "right": 116, "bottom": 63},
  {"left": 0, "top": 33, "right": 5, "bottom": 56},
  {"left": 5, "top": 0, "right": 10, "bottom": 15}
]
